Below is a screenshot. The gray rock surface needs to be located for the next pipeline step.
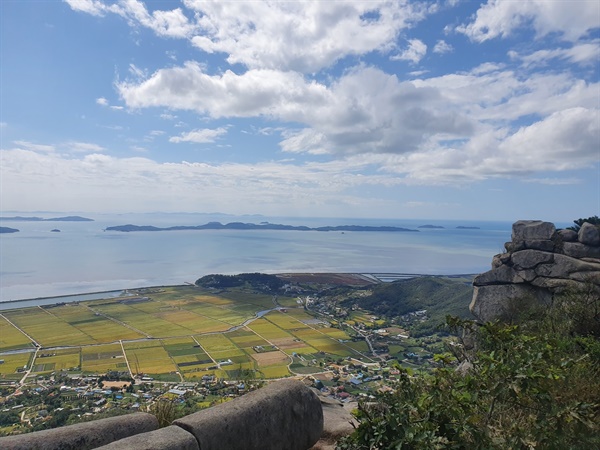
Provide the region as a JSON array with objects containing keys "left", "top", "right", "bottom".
[
  {"left": 96, "top": 425, "right": 199, "bottom": 450},
  {"left": 174, "top": 379, "right": 323, "bottom": 450},
  {"left": 512, "top": 220, "right": 556, "bottom": 241},
  {"left": 310, "top": 394, "right": 357, "bottom": 450},
  {"left": 0, "top": 412, "right": 158, "bottom": 450},
  {"left": 558, "top": 229, "right": 578, "bottom": 242},
  {"left": 471, "top": 220, "right": 600, "bottom": 322},
  {"left": 579, "top": 222, "right": 600, "bottom": 246}
]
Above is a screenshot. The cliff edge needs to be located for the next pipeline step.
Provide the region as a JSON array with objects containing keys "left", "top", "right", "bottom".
[{"left": 471, "top": 220, "right": 600, "bottom": 322}]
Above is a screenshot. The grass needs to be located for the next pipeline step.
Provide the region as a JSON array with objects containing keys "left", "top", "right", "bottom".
[
  {"left": 33, "top": 348, "right": 81, "bottom": 373},
  {"left": 0, "top": 352, "right": 33, "bottom": 379},
  {"left": 81, "top": 343, "right": 125, "bottom": 374},
  {"left": 0, "top": 316, "right": 33, "bottom": 351},
  {"left": 2, "top": 308, "right": 95, "bottom": 347}
]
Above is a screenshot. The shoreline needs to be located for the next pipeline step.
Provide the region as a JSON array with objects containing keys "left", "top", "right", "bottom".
[{"left": 0, "top": 272, "right": 477, "bottom": 311}]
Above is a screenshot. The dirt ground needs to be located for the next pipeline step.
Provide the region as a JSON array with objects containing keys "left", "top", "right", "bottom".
[
  {"left": 251, "top": 351, "right": 290, "bottom": 366},
  {"left": 102, "top": 380, "right": 131, "bottom": 389}
]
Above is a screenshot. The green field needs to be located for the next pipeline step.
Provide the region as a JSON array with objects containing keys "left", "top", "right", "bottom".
[
  {"left": 0, "top": 316, "right": 33, "bottom": 351},
  {"left": 0, "top": 353, "right": 33, "bottom": 380},
  {"left": 0, "top": 286, "right": 369, "bottom": 380}
]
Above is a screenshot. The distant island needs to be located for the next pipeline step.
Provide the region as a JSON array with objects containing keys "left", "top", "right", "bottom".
[
  {"left": 0, "top": 215, "right": 94, "bottom": 222},
  {"left": 0, "top": 226, "right": 19, "bottom": 234},
  {"left": 105, "top": 222, "right": 419, "bottom": 233},
  {"left": 456, "top": 226, "right": 480, "bottom": 229},
  {"left": 418, "top": 224, "right": 445, "bottom": 229}
]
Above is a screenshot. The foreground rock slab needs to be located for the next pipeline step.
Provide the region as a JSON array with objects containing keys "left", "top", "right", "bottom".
[
  {"left": 174, "top": 379, "right": 323, "bottom": 450},
  {"left": 0, "top": 412, "right": 158, "bottom": 450}
]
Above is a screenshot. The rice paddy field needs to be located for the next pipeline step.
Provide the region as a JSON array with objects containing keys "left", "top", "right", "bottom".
[{"left": 0, "top": 286, "right": 371, "bottom": 381}]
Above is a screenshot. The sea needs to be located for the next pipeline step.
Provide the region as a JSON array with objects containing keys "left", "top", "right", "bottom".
[{"left": 0, "top": 212, "right": 528, "bottom": 304}]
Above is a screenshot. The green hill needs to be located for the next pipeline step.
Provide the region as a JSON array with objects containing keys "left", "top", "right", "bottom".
[{"left": 343, "top": 276, "right": 474, "bottom": 335}]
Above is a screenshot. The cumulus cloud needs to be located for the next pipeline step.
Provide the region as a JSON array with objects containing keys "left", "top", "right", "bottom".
[
  {"left": 169, "top": 127, "right": 228, "bottom": 143},
  {"left": 458, "top": 0, "right": 600, "bottom": 42},
  {"left": 67, "top": 0, "right": 431, "bottom": 73},
  {"left": 391, "top": 39, "right": 427, "bottom": 63},
  {"left": 66, "top": 0, "right": 197, "bottom": 38},
  {"left": 118, "top": 63, "right": 476, "bottom": 155},
  {"left": 188, "top": 0, "right": 432, "bottom": 72}
]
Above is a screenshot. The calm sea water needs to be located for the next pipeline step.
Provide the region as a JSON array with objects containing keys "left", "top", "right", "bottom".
[{"left": 0, "top": 213, "right": 514, "bottom": 302}]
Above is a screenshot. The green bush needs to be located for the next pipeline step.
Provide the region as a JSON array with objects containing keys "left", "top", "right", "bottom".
[{"left": 338, "top": 290, "right": 600, "bottom": 449}]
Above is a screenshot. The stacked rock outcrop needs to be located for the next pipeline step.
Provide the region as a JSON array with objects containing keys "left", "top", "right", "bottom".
[{"left": 470, "top": 220, "right": 600, "bottom": 322}]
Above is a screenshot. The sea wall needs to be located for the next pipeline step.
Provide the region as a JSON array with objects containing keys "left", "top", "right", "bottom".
[
  {"left": 0, "top": 379, "right": 323, "bottom": 450},
  {"left": 471, "top": 220, "right": 600, "bottom": 322}
]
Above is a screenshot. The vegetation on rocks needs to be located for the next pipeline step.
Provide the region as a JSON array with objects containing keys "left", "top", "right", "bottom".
[{"left": 567, "top": 215, "right": 600, "bottom": 232}]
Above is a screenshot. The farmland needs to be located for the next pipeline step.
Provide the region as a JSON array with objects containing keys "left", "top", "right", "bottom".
[{"left": 0, "top": 285, "right": 370, "bottom": 383}]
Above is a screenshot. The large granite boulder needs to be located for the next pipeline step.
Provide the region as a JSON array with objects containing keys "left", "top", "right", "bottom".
[{"left": 471, "top": 220, "right": 600, "bottom": 322}]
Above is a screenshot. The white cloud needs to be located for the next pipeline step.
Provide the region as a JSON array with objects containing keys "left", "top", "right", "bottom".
[
  {"left": 169, "top": 127, "right": 228, "bottom": 143},
  {"left": 118, "top": 64, "right": 475, "bottom": 155},
  {"left": 523, "top": 178, "right": 582, "bottom": 186},
  {"left": 458, "top": 0, "right": 600, "bottom": 42},
  {"left": 509, "top": 41, "right": 600, "bottom": 67},
  {"left": 497, "top": 107, "right": 599, "bottom": 169},
  {"left": 186, "top": 0, "right": 431, "bottom": 71},
  {"left": 65, "top": 141, "right": 105, "bottom": 153},
  {"left": 160, "top": 113, "right": 177, "bottom": 120},
  {"left": 0, "top": 148, "right": 402, "bottom": 214},
  {"left": 391, "top": 39, "right": 427, "bottom": 63},
  {"left": 97, "top": 96, "right": 123, "bottom": 110},
  {"left": 68, "top": 0, "right": 431, "bottom": 73},
  {"left": 433, "top": 39, "right": 453, "bottom": 54},
  {"left": 0, "top": 122, "right": 6, "bottom": 128},
  {"left": 12, "top": 140, "right": 55, "bottom": 153},
  {"left": 64, "top": 0, "right": 117, "bottom": 17},
  {"left": 120, "top": 0, "right": 197, "bottom": 38}
]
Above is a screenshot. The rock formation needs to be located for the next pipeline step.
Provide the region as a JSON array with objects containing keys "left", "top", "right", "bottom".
[{"left": 470, "top": 220, "right": 600, "bottom": 322}]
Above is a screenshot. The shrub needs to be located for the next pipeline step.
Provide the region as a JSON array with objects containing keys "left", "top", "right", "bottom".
[{"left": 338, "top": 289, "right": 600, "bottom": 449}]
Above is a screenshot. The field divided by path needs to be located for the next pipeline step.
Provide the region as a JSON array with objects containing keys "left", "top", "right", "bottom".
[{"left": 0, "top": 286, "right": 369, "bottom": 383}]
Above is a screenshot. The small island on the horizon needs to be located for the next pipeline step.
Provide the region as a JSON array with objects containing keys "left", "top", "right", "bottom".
[
  {"left": 0, "top": 226, "right": 20, "bottom": 234},
  {"left": 0, "top": 215, "right": 94, "bottom": 222},
  {"left": 105, "top": 222, "right": 420, "bottom": 233},
  {"left": 418, "top": 224, "right": 445, "bottom": 229},
  {"left": 456, "top": 226, "right": 481, "bottom": 229}
]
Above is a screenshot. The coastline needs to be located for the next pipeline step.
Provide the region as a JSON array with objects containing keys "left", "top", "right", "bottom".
[{"left": 0, "top": 272, "right": 477, "bottom": 311}]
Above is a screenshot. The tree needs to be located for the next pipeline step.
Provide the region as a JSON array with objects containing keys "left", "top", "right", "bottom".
[{"left": 567, "top": 215, "right": 600, "bottom": 232}]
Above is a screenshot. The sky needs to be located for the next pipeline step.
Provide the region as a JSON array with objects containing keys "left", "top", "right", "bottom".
[{"left": 0, "top": 0, "right": 599, "bottom": 222}]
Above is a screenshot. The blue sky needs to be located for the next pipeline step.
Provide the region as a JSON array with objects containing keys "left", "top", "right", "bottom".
[{"left": 1, "top": 0, "right": 598, "bottom": 221}]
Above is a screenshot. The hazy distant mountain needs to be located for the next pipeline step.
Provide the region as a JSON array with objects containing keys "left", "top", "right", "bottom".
[
  {"left": 0, "top": 215, "right": 94, "bottom": 222},
  {"left": 105, "top": 222, "right": 419, "bottom": 233}
]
